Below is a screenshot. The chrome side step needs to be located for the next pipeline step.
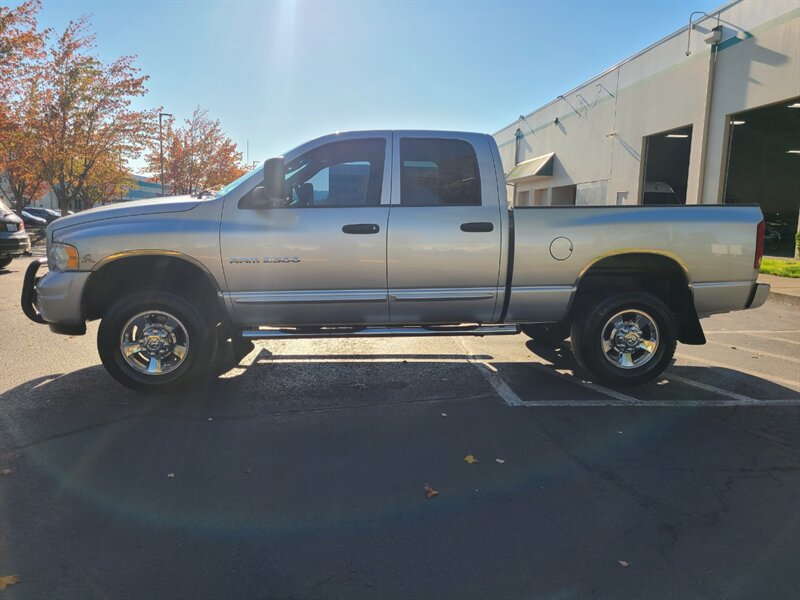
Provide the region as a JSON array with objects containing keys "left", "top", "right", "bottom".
[{"left": 241, "top": 324, "right": 520, "bottom": 340}]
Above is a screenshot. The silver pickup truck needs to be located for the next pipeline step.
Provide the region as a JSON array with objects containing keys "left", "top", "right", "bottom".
[{"left": 21, "top": 130, "right": 770, "bottom": 392}]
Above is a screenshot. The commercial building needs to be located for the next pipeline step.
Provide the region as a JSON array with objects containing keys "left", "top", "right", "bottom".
[
  {"left": 494, "top": 0, "right": 799, "bottom": 257},
  {"left": 117, "top": 175, "right": 163, "bottom": 202}
]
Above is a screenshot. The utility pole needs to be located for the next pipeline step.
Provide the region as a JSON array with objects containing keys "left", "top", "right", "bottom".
[{"left": 159, "top": 112, "right": 173, "bottom": 196}]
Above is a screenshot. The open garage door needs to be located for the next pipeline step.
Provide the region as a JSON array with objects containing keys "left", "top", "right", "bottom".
[
  {"left": 724, "top": 98, "right": 800, "bottom": 258},
  {"left": 641, "top": 125, "right": 692, "bottom": 205}
]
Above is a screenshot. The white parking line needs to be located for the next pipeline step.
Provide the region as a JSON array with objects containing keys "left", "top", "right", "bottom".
[
  {"left": 707, "top": 331, "right": 800, "bottom": 346},
  {"left": 704, "top": 330, "right": 800, "bottom": 334},
  {"left": 703, "top": 339, "right": 800, "bottom": 364},
  {"left": 675, "top": 353, "right": 800, "bottom": 390},
  {"left": 493, "top": 398, "right": 800, "bottom": 407},
  {"left": 460, "top": 340, "right": 800, "bottom": 407},
  {"left": 664, "top": 373, "right": 773, "bottom": 404}
]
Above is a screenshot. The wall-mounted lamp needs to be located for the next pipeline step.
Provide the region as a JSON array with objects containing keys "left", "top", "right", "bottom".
[
  {"left": 685, "top": 10, "right": 721, "bottom": 55},
  {"left": 553, "top": 117, "right": 560, "bottom": 125}
]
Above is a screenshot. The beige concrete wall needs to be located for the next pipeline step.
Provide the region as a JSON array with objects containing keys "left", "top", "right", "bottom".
[{"left": 495, "top": 0, "right": 800, "bottom": 207}]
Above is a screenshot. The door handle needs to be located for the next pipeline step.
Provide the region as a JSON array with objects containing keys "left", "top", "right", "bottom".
[
  {"left": 342, "top": 223, "right": 380, "bottom": 234},
  {"left": 460, "top": 222, "right": 494, "bottom": 233}
]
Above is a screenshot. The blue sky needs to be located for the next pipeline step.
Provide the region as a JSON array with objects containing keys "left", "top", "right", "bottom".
[{"left": 31, "top": 0, "right": 719, "bottom": 170}]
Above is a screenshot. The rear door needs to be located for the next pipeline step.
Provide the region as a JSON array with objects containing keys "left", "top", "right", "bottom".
[
  {"left": 220, "top": 134, "right": 392, "bottom": 326},
  {"left": 386, "top": 133, "right": 503, "bottom": 324}
]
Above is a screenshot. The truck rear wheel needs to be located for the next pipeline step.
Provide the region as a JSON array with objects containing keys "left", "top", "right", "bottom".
[
  {"left": 97, "top": 291, "right": 217, "bottom": 392},
  {"left": 570, "top": 292, "right": 676, "bottom": 387},
  {"left": 521, "top": 323, "right": 569, "bottom": 344}
]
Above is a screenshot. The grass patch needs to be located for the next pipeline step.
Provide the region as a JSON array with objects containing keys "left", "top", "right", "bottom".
[{"left": 760, "top": 258, "right": 800, "bottom": 278}]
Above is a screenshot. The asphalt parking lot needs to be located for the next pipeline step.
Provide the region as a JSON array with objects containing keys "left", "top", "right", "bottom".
[{"left": 1, "top": 256, "right": 799, "bottom": 599}]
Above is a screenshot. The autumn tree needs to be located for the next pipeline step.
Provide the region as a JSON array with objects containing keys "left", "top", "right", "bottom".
[
  {"left": 146, "top": 107, "right": 245, "bottom": 196},
  {"left": 29, "top": 17, "right": 157, "bottom": 213},
  {"left": 75, "top": 153, "right": 134, "bottom": 208},
  {"left": 0, "top": 0, "right": 47, "bottom": 211}
]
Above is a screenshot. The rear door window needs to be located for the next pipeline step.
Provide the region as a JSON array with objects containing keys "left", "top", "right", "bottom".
[{"left": 399, "top": 138, "right": 481, "bottom": 206}]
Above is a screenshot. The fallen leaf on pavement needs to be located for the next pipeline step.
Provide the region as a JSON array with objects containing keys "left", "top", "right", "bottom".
[
  {"left": 440, "top": 413, "right": 447, "bottom": 417},
  {"left": 0, "top": 469, "right": 11, "bottom": 476},
  {"left": 424, "top": 485, "right": 439, "bottom": 499},
  {"left": 495, "top": 458, "right": 505, "bottom": 464},
  {"left": 618, "top": 560, "right": 630, "bottom": 567},
  {"left": 464, "top": 454, "right": 479, "bottom": 464},
  {"left": 0, "top": 575, "right": 20, "bottom": 591},
  {"left": 352, "top": 383, "right": 366, "bottom": 389},
  {"left": 167, "top": 473, "right": 175, "bottom": 478}
]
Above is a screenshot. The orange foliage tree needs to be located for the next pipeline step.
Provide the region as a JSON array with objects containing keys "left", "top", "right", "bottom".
[
  {"left": 29, "top": 17, "right": 158, "bottom": 212},
  {"left": 0, "top": 1, "right": 48, "bottom": 211},
  {"left": 146, "top": 107, "right": 245, "bottom": 196}
]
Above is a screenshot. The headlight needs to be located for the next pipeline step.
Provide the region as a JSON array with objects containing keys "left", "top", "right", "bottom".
[{"left": 48, "top": 243, "right": 80, "bottom": 271}]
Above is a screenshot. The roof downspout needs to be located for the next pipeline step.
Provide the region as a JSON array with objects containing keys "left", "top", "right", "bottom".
[{"left": 696, "top": 25, "right": 722, "bottom": 204}]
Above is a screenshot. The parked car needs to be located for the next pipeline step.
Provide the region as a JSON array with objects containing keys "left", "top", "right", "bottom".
[
  {"left": 642, "top": 181, "right": 681, "bottom": 205},
  {"left": 21, "top": 130, "right": 769, "bottom": 392},
  {"left": 17, "top": 210, "right": 48, "bottom": 229},
  {"left": 23, "top": 207, "right": 62, "bottom": 224},
  {"left": 0, "top": 200, "right": 31, "bottom": 269}
]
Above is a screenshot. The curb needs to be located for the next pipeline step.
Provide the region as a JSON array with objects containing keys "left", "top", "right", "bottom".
[{"left": 767, "top": 291, "right": 800, "bottom": 307}]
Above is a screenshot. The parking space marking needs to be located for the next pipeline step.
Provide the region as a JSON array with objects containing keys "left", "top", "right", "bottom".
[
  {"left": 708, "top": 331, "right": 800, "bottom": 346},
  {"left": 459, "top": 339, "right": 523, "bottom": 406},
  {"left": 459, "top": 338, "right": 642, "bottom": 406},
  {"left": 490, "top": 398, "right": 800, "bottom": 407},
  {"left": 704, "top": 330, "right": 800, "bottom": 334},
  {"left": 460, "top": 340, "right": 800, "bottom": 408},
  {"left": 703, "top": 339, "right": 800, "bottom": 364},
  {"left": 664, "top": 373, "right": 775, "bottom": 404},
  {"left": 675, "top": 353, "right": 800, "bottom": 390}
]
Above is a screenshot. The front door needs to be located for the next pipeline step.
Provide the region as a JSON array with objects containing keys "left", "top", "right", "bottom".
[
  {"left": 386, "top": 134, "right": 503, "bottom": 324},
  {"left": 220, "top": 135, "right": 392, "bottom": 326}
]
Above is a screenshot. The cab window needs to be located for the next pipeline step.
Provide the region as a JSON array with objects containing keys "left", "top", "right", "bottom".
[{"left": 282, "top": 139, "right": 385, "bottom": 207}]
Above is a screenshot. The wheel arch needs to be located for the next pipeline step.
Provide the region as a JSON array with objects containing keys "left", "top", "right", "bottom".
[
  {"left": 83, "top": 252, "right": 226, "bottom": 324},
  {"left": 570, "top": 251, "right": 704, "bottom": 345}
]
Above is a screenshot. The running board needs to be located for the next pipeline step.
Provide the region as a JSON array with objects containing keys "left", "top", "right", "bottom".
[{"left": 241, "top": 324, "right": 520, "bottom": 340}]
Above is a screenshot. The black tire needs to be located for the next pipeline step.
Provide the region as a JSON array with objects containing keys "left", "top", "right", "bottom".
[
  {"left": 521, "top": 323, "right": 570, "bottom": 344},
  {"left": 570, "top": 292, "right": 676, "bottom": 387},
  {"left": 97, "top": 290, "right": 217, "bottom": 392},
  {"left": 0, "top": 256, "right": 13, "bottom": 270}
]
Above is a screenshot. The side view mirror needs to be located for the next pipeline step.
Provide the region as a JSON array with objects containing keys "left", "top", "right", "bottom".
[{"left": 248, "top": 157, "right": 285, "bottom": 208}]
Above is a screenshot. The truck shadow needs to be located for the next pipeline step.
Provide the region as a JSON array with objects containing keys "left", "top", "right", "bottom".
[
  {"left": 2, "top": 343, "right": 798, "bottom": 454},
  {"left": 522, "top": 339, "right": 800, "bottom": 402}
]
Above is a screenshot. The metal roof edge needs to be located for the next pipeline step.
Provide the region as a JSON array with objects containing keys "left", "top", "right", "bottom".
[{"left": 493, "top": 0, "right": 746, "bottom": 136}]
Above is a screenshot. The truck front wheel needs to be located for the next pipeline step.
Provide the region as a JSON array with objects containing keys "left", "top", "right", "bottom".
[
  {"left": 97, "top": 291, "right": 217, "bottom": 392},
  {"left": 570, "top": 292, "right": 676, "bottom": 387}
]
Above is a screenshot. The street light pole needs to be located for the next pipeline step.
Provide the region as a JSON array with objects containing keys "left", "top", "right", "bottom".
[{"left": 159, "top": 113, "right": 172, "bottom": 196}]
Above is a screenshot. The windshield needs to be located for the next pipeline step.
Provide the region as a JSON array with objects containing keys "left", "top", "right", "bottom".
[{"left": 214, "top": 167, "right": 263, "bottom": 198}]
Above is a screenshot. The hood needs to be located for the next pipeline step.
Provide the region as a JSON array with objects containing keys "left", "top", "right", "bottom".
[{"left": 50, "top": 195, "right": 202, "bottom": 232}]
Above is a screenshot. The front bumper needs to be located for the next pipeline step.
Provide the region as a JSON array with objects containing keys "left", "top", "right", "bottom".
[
  {"left": 22, "top": 259, "right": 89, "bottom": 334},
  {"left": 746, "top": 283, "right": 770, "bottom": 309}
]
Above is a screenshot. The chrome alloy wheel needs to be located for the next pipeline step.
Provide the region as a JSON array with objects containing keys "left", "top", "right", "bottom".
[
  {"left": 600, "top": 309, "right": 659, "bottom": 370},
  {"left": 119, "top": 310, "right": 189, "bottom": 376}
]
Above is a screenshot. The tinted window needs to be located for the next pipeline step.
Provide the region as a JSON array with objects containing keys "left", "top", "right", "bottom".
[
  {"left": 283, "top": 139, "right": 385, "bottom": 207},
  {"left": 400, "top": 138, "right": 481, "bottom": 206}
]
